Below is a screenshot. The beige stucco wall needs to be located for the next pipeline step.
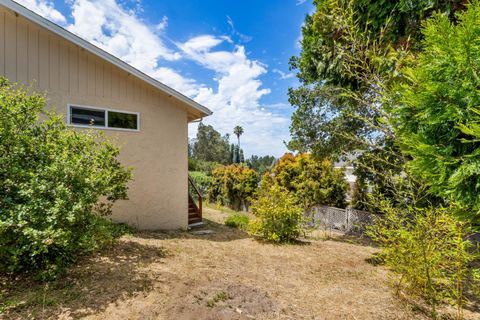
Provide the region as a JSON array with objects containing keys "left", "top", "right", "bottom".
[{"left": 0, "top": 7, "right": 191, "bottom": 230}]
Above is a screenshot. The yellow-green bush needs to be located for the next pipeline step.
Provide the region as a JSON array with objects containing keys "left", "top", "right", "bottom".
[
  {"left": 265, "top": 153, "right": 349, "bottom": 209},
  {"left": 249, "top": 185, "right": 303, "bottom": 243},
  {"left": 208, "top": 164, "right": 258, "bottom": 211},
  {"left": 367, "top": 203, "right": 480, "bottom": 319}
]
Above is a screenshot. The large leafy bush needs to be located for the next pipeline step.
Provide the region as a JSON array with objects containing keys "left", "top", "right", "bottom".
[
  {"left": 0, "top": 78, "right": 132, "bottom": 276},
  {"left": 392, "top": 1, "right": 480, "bottom": 224},
  {"left": 265, "top": 153, "right": 349, "bottom": 209},
  {"left": 189, "top": 171, "right": 214, "bottom": 196},
  {"left": 208, "top": 164, "right": 258, "bottom": 211},
  {"left": 249, "top": 185, "right": 303, "bottom": 243}
]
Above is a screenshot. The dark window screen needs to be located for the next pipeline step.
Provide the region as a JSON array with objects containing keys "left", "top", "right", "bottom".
[
  {"left": 108, "top": 111, "right": 138, "bottom": 130},
  {"left": 70, "top": 107, "right": 106, "bottom": 127}
]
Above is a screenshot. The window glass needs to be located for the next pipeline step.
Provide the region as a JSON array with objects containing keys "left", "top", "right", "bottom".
[
  {"left": 108, "top": 111, "right": 138, "bottom": 130},
  {"left": 70, "top": 107, "right": 105, "bottom": 127}
]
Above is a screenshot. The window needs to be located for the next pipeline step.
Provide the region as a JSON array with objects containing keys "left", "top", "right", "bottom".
[
  {"left": 70, "top": 106, "right": 106, "bottom": 127},
  {"left": 108, "top": 111, "right": 138, "bottom": 130},
  {"left": 68, "top": 105, "right": 139, "bottom": 131}
]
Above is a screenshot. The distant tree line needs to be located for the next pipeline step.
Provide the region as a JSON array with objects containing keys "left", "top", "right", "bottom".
[
  {"left": 188, "top": 122, "right": 350, "bottom": 213},
  {"left": 189, "top": 122, "right": 275, "bottom": 174},
  {"left": 189, "top": 122, "right": 245, "bottom": 166}
]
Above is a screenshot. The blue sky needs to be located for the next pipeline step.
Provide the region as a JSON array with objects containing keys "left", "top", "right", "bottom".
[{"left": 17, "top": 0, "right": 314, "bottom": 157}]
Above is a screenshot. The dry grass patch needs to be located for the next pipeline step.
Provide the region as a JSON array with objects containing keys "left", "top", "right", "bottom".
[{"left": 1, "top": 207, "right": 478, "bottom": 319}]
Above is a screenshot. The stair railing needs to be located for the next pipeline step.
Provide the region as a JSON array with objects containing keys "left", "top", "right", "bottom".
[{"left": 188, "top": 175, "right": 202, "bottom": 220}]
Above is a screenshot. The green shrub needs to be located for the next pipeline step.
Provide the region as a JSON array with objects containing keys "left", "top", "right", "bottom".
[
  {"left": 0, "top": 78, "right": 132, "bottom": 278},
  {"left": 189, "top": 171, "right": 214, "bottom": 196},
  {"left": 208, "top": 164, "right": 259, "bottom": 211},
  {"left": 264, "top": 153, "right": 349, "bottom": 209},
  {"left": 224, "top": 213, "right": 250, "bottom": 230},
  {"left": 367, "top": 203, "right": 480, "bottom": 319},
  {"left": 249, "top": 185, "right": 304, "bottom": 243},
  {"left": 188, "top": 158, "right": 221, "bottom": 175}
]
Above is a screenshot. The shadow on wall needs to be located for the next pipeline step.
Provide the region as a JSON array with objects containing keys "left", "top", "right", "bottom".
[{"left": 1, "top": 240, "right": 169, "bottom": 319}]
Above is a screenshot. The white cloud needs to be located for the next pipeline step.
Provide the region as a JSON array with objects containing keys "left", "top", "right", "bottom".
[
  {"left": 67, "top": 0, "right": 181, "bottom": 72},
  {"left": 24, "top": 0, "right": 291, "bottom": 157},
  {"left": 273, "top": 68, "right": 295, "bottom": 80},
  {"left": 156, "top": 16, "right": 168, "bottom": 32},
  {"left": 296, "top": 0, "right": 308, "bottom": 5},
  {"left": 226, "top": 15, "right": 252, "bottom": 43},
  {"left": 16, "top": 0, "right": 66, "bottom": 24},
  {"left": 179, "top": 35, "right": 290, "bottom": 156},
  {"left": 65, "top": 0, "right": 202, "bottom": 106},
  {"left": 150, "top": 67, "right": 202, "bottom": 98}
]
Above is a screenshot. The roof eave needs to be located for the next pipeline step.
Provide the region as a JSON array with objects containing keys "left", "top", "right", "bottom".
[{"left": 1, "top": 0, "right": 213, "bottom": 117}]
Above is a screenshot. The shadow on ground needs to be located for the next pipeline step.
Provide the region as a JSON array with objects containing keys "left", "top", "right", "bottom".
[
  {"left": 135, "top": 217, "right": 251, "bottom": 243},
  {"left": 0, "top": 240, "right": 167, "bottom": 319}
]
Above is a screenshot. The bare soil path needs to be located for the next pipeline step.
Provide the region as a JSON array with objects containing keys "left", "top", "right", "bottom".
[{"left": 2, "top": 207, "right": 477, "bottom": 319}]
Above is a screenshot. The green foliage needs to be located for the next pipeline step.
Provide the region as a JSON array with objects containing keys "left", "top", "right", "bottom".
[
  {"left": 288, "top": 0, "right": 465, "bottom": 159},
  {"left": 233, "top": 125, "right": 244, "bottom": 146},
  {"left": 206, "top": 291, "right": 231, "bottom": 308},
  {"left": 293, "top": 0, "right": 465, "bottom": 86},
  {"left": 208, "top": 164, "right": 259, "bottom": 211},
  {"left": 189, "top": 123, "right": 245, "bottom": 166},
  {"left": 350, "top": 178, "right": 370, "bottom": 211},
  {"left": 189, "top": 171, "right": 214, "bottom": 196},
  {"left": 287, "top": 85, "right": 367, "bottom": 157},
  {"left": 350, "top": 144, "right": 407, "bottom": 212},
  {"left": 288, "top": 0, "right": 397, "bottom": 158},
  {"left": 191, "top": 122, "right": 231, "bottom": 164},
  {"left": 367, "top": 203, "right": 479, "bottom": 319},
  {"left": 188, "top": 159, "right": 221, "bottom": 175},
  {"left": 392, "top": 1, "right": 480, "bottom": 224},
  {"left": 232, "top": 125, "right": 244, "bottom": 164},
  {"left": 264, "top": 153, "right": 349, "bottom": 209},
  {"left": 224, "top": 213, "right": 250, "bottom": 230},
  {"left": 246, "top": 155, "right": 275, "bottom": 176},
  {"left": 0, "top": 78, "right": 132, "bottom": 277},
  {"left": 230, "top": 143, "right": 244, "bottom": 164},
  {"left": 287, "top": 1, "right": 480, "bottom": 317},
  {"left": 288, "top": 0, "right": 468, "bottom": 219},
  {"left": 249, "top": 185, "right": 304, "bottom": 243}
]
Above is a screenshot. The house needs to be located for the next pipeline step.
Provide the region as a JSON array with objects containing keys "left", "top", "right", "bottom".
[
  {"left": 0, "top": 0, "right": 212, "bottom": 229},
  {"left": 334, "top": 163, "right": 356, "bottom": 201},
  {"left": 334, "top": 155, "right": 357, "bottom": 202}
]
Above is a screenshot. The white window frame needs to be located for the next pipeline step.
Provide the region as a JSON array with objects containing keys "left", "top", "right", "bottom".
[{"left": 67, "top": 104, "right": 140, "bottom": 132}]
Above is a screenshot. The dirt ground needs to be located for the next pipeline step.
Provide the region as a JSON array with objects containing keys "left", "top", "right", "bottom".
[{"left": 1, "top": 207, "right": 479, "bottom": 320}]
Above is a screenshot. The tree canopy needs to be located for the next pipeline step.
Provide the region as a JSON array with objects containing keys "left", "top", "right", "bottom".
[
  {"left": 190, "top": 123, "right": 246, "bottom": 165},
  {"left": 246, "top": 155, "right": 276, "bottom": 175},
  {"left": 288, "top": 0, "right": 466, "bottom": 159},
  {"left": 392, "top": 2, "right": 480, "bottom": 224},
  {"left": 191, "top": 122, "right": 231, "bottom": 164}
]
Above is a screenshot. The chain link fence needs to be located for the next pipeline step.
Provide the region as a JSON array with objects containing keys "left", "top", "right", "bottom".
[{"left": 305, "top": 206, "right": 379, "bottom": 234}]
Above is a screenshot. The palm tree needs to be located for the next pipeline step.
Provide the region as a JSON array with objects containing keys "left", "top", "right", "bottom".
[{"left": 233, "top": 125, "right": 244, "bottom": 149}]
